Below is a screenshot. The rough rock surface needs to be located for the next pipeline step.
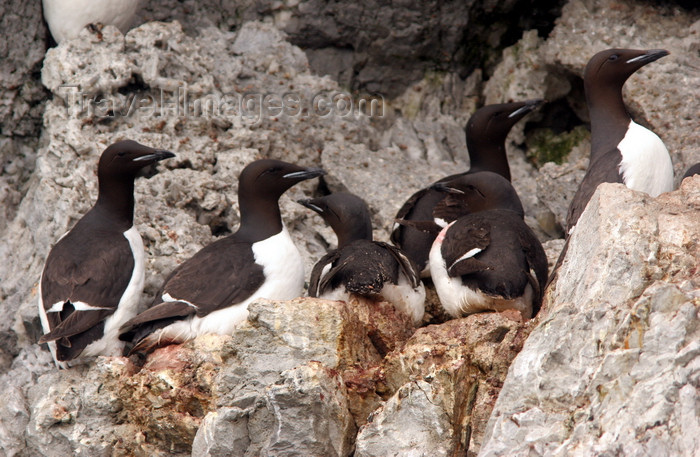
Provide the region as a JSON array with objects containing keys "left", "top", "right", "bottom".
[
  {"left": 0, "top": 0, "right": 46, "bottom": 137},
  {"left": 356, "top": 380, "right": 456, "bottom": 457},
  {"left": 480, "top": 178, "right": 700, "bottom": 457},
  {"left": 138, "top": 0, "right": 565, "bottom": 97},
  {"left": 1, "top": 0, "right": 699, "bottom": 456},
  {"left": 0, "top": 0, "right": 49, "bottom": 233},
  {"left": 357, "top": 314, "right": 533, "bottom": 456}
]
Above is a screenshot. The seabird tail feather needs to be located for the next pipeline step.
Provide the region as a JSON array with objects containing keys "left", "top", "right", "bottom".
[
  {"left": 39, "top": 308, "right": 111, "bottom": 343},
  {"left": 119, "top": 301, "right": 195, "bottom": 354},
  {"left": 127, "top": 325, "right": 191, "bottom": 355}
]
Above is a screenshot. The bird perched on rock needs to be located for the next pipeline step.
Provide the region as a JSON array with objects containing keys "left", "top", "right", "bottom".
[
  {"left": 38, "top": 140, "right": 174, "bottom": 368},
  {"left": 119, "top": 159, "right": 325, "bottom": 354},
  {"left": 298, "top": 192, "right": 425, "bottom": 324},
  {"left": 391, "top": 99, "right": 543, "bottom": 276},
  {"left": 43, "top": 0, "right": 143, "bottom": 44},
  {"left": 566, "top": 48, "right": 673, "bottom": 232},
  {"left": 427, "top": 172, "right": 548, "bottom": 319}
]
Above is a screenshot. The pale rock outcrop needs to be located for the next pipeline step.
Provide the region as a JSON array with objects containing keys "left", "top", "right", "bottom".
[
  {"left": 193, "top": 297, "right": 379, "bottom": 457},
  {"left": 357, "top": 314, "right": 533, "bottom": 456},
  {"left": 193, "top": 361, "right": 356, "bottom": 457},
  {"left": 355, "top": 380, "right": 456, "bottom": 457},
  {"left": 23, "top": 335, "right": 225, "bottom": 457},
  {"left": 18, "top": 297, "right": 408, "bottom": 456},
  {"left": 479, "top": 178, "right": 700, "bottom": 456}
]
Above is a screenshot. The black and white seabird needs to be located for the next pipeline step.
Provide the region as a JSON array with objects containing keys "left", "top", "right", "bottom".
[
  {"left": 566, "top": 48, "right": 674, "bottom": 232},
  {"left": 119, "top": 159, "right": 325, "bottom": 353},
  {"left": 38, "top": 140, "right": 174, "bottom": 368},
  {"left": 298, "top": 192, "right": 425, "bottom": 324},
  {"left": 427, "top": 172, "right": 548, "bottom": 319},
  {"left": 391, "top": 99, "right": 543, "bottom": 275}
]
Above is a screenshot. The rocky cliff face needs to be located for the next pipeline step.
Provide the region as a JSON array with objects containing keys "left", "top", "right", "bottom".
[
  {"left": 479, "top": 178, "right": 700, "bottom": 457},
  {"left": 0, "top": 0, "right": 48, "bottom": 235},
  {"left": 1, "top": 1, "right": 698, "bottom": 456},
  {"left": 135, "top": 0, "right": 566, "bottom": 97}
]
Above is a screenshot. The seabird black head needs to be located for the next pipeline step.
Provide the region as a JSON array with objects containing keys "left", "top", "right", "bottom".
[
  {"left": 431, "top": 171, "right": 525, "bottom": 216},
  {"left": 584, "top": 48, "right": 669, "bottom": 92},
  {"left": 297, "top": 192, "right": 373, "bottom": 248},
  {"left": 238, "top": 159, "right": 325, "bottom": 201},
  {"left": 583, "top": 48, "right": 669, "bottom": 161},
  {"left": 236, "top": 159, "right": 325, "bottom": 240},
  {"left": 465, "top": 99, "right": 544, "bottom": 180},
  {"left": 93, "top": 140, "right": 174, "bottom": 225},
  {"left": 98, "top": 140, "right": 175, "bottom": 180}
]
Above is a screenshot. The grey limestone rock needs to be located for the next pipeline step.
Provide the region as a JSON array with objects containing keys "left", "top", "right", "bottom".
[
  {"left": 212, "top": 298, "right": 382, "bottom": 406},
  {"left": 190, "top": 407, "right": 252, "bottom": 457},
  {"left": 479, "top": 178, "right": 700, "bottom": 457},
  {"left": 138, "top": 0, "right": 565, "bottom": 96},
  {"left": 193, "top": 361, "right": 356, "bottom": 457},
  {"left": 0, "top": 0, "right": 47, "bottom": 137},
  {"left": 0, "top": 0, "right": 49, "bottom": 233},
  {"left": 367, "top": 313, "right": 534, "bottom": 456},
  {"left": 355, "top": 380, "right": 456, "bottom": 457}
]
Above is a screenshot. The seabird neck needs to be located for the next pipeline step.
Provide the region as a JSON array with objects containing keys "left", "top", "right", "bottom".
[
  {"left": 466, "top": 140, "right": 510, "bottom": 181},
  {"left": 335, "top": 222, "right": 372, "bottom": 249},
  {"left": 94, "top": 176, "right": 135, "bottom": 230},
  {"left": 586, "top": 81, "right": 631, "bottom": 160},
  {"left": 237, "top": 193, "right": 284, "bottom": 242}
]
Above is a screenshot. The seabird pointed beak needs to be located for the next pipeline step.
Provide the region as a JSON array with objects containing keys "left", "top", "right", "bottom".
[
  {"left": 133, "top": 150, "right": 176, "bottom": 163},
  {"left": 508, "top": 99, "right": 545, "bottom": 119},
  {"left": 626, "top": 49, "right": 669, "bottom": 65},
  {"left": 297, "top": 198, "right": 325, "bottom": 213},
  {"left": 284, "top": 167, "right": 326, "bottom": 180}
]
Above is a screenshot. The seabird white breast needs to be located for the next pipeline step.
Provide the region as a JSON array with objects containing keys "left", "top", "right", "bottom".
[{"left": 43, "top": 0, "right": 143, "bottom": 43}]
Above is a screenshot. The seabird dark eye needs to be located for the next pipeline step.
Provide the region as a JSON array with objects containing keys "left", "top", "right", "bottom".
[
  {"left": 608, "top": 54, "right": 619, "bottom": 61},
  {"left": 117, "top": 151, "right": 126, "bottom": 157}
]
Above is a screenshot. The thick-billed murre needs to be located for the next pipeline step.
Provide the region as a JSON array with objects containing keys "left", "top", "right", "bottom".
[
  {"left": 427, "top": 172, "right": 548, "bottom": 319},
  {"left": 119, "top": 159, "right": 324, "bottom": 354},
  {"left": 566, "top": 48, "right": 674, "bottom": 232},
  {"left": 38, "top": 140, "right": 174, "bottom": 368},
  {"left": 299, "top": 192, "right": 425, "bottom": 324}
]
